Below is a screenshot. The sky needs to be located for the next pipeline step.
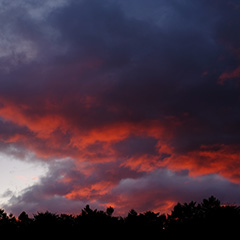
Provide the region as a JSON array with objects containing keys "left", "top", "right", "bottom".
[{"left": 0, "top": 0, "right": 240, "bottom": 216}]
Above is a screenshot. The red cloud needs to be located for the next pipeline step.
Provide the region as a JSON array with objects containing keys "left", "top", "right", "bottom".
[
  {"left": 1, "top": 94, "right": 240, "bottom": 185},
  {"left": 65, "top": 180, "right": 115, "bottom": 201},
  {"left": 1, "top": 92, "right": 240, "bottom": 217},
  {"left": 218, "top": 65, "right": 240, "bottom": 84},
  {"left": 162, "top": 144, "right": 240, "bottom": 183},
  {"left": 0, "top": 96, "right": 169, "bottom": 161},
  {"left": 0, "top": 97, "right": 67, "bottom": 138}
]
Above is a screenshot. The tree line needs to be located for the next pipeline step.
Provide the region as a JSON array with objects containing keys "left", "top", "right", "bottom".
[{"left": 0, "top": 196, "right": 240, "bottom": 238}]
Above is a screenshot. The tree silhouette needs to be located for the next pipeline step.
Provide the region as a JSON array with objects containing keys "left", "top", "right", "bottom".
[
  {"left": 18, "top": 211, "right": 29, "bottom": 222},
  {"left": 0, "top": 209, "right": 8, "bottom": 221},
  {"left": 128, "top": 209, "right": 138, "bottom": 218},
  {"left": 201, "top": 195, "right": 220, "bottom": 210},
  {"left": 0, "top": 196, "right": 239, "bottom": 237},
  {"left": 106, "top": 206, "right": 114, "bottom": 216}
]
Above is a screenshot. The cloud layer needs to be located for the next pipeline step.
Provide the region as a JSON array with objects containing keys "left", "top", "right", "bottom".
[{"left": 1, "top": 0, "right": 240, "bottom": 215}]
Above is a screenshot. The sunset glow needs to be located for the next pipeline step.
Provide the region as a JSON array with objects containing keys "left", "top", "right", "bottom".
[{"left": 0, "top": 0, "right": 240, "bottom": 216}]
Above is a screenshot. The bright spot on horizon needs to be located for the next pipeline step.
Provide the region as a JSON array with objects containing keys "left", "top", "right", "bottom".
[{"left": 0, "top": 154, "right": 48, "bottom": 206}]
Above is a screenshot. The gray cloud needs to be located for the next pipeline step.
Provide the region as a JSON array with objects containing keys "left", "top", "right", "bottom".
[
  {"left": 109, "top": 168, "right": 240, "bottom": 214},
  {"left": 6, "top": 164, "right": 240, "bottom": 216},
  {"left": 1, "top": 0, "right": 240, "bottom": 215}
]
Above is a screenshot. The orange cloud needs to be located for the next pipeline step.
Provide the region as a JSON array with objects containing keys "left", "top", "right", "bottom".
[
  {"left": 0, "top": 96, "right": 171, "bottom": 163},
  {"left": 218, "top": 65, "right": 240, "bottom": 84},
  {"left": 65, "top": 181, "right": 115, "bottom": 200},
  {"left": 120, "top": 142, "right": 240, "bottom": 184},
  {"left": 162, "top": 144, "right": 240, "bottom": 183},
  {"left": 0, "top": 97, "right": 66, "bottom": 138},
  {"left": 70, "top": 120, "right": 166, "bottom": 149},
  {"left": 1, "top": 95, "right": 240, "bottom": 186},
  {"left": 121, "top": 154, "right": 162, "bottom": 172}
]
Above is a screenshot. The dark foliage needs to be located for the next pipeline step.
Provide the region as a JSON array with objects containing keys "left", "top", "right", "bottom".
[{"left": 0, "top": 196, "right": 240, "bottom": 238}]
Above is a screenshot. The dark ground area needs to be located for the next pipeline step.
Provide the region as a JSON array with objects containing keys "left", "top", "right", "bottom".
[{"left": 0, "top": 196, "right": 239, "bottom": 238}]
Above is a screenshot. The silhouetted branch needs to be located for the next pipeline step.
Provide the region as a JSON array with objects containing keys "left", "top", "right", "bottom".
[{"left": 0, "top": 196, "right": 239, "bottom": 237}]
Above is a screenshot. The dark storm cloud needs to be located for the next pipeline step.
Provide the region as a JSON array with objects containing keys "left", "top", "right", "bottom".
[
  {"left": 1, "top": 0, "right": 240, "bottom": 215},
  {"left": 0, "top": 0, "right": 234, "bottom": 125},
  {"left": 113, "top": 136, "right": 159, "bottom": 157}
]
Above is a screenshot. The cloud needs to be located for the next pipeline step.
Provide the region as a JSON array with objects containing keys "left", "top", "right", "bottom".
[
  {"left": 109, "top": 168, "right": 240, "bottom": 215},
  {"left": 161, "top": 144, "right": 240, "bottom": 183},
  {"left": 0, "top": 0, "right": 240, "bottom": 215},
  {"left": 3, "top": 159, "right": 85, "bottom": 215},
  {"left": 219, "top": 65, "right": 240, "bottom": 84},
  {"left": 6, "top": 164, "right": 240, "bottom": 216},
  {"left": 3, "top": 158, "right": 141, "bottom": 215}
]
